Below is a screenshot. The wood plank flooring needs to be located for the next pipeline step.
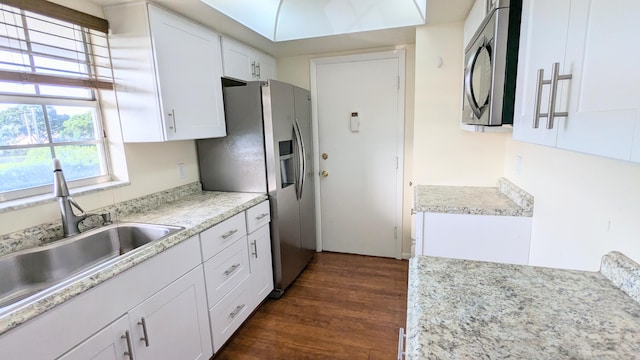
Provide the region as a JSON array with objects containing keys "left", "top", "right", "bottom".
[{"left": 214, "top": 252, "right": 409, "bottom": 359}]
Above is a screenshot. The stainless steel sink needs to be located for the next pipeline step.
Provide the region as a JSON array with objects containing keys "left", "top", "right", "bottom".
[{"left": 0, "top": 222, "right": 183, "bottom": 311}]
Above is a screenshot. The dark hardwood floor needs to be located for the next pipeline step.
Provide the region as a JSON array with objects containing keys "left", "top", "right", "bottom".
[{"left": 214, "top": 252, "right": 409, "bottom": 359}]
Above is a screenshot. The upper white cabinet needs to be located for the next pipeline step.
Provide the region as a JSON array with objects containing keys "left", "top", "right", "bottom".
[
  {"left": 513, "top": 0, "right": 640, "bottom": 162},
  {"left": 221, "top": 36, "right": 277, "bottom": 82},
  {"left": 105, "top": 2, "right": 226, "bottom": 142}
]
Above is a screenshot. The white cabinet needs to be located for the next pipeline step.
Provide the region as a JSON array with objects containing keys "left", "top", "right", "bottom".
[
  {"left": 128, "top": 266, "right": 211, "bottom": 360},
  {"left": 105, "top": 2, "right": 226, "bottom": 142},
  {"left": 513, "top": 0, "right": 640, "bottom": 162},
  {"left": 221, "top": 36, "right": 277, "bottom": 82},
  {"left": 0, "top": 236, "right": 209, "bottom": 360},
  {"left": 201, "top": 200, "right": 272, "bottom": 352},
  {"left": 57, "top": 316, "right": 131, "bottom": 360},
  {"left": 415, "top": 212, "right": 532, "bottom": 265},
  {"left": 247, "top": 225, "right": 273, "bottom": 308}
]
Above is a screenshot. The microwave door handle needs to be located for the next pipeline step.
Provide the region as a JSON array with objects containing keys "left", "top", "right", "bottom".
[{"left": 464, "top": 48, "right": 483, "bottom": 119}]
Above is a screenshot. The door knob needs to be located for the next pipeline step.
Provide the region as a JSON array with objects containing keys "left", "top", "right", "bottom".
[{"left": 321, "top": 170, "right": 329, "bottom": 177}]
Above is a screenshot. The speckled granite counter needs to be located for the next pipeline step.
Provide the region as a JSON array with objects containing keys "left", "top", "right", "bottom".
[
  {"left": 0, "top": 189, "right": 267, "bottom": 336},
  {"left": 406, "top": 252, "right": 640, "bottom": 359},
  {"left": 413, "top": 177, "right": 533, "bottom": 217}
]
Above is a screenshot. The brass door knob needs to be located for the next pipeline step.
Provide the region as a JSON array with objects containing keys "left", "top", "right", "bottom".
[{"left": 321, "top": 170, "right": 329, "bottom": 177}]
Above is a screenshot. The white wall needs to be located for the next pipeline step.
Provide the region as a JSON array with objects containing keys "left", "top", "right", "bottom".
[
  {"left": 504, "top": 140, "right": 640, "bottom": 270},
  {"left": 412, "top": 22, "right": 507, "bottom": 187},
  {"left": 277, "top": 45, "right": 416, "bottom": 257}
]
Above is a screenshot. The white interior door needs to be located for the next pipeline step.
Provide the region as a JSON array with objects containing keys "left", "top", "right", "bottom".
[{"left": 312, "top": 51, "right": 404, "bottom": 258}]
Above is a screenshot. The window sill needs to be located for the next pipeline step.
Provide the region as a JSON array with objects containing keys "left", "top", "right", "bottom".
[{"left": 0, "top": 180, "right": 130, "bottom": 214}]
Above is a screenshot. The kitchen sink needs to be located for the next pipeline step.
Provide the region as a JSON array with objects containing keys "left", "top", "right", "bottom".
[{"left": 0, "top": 222, "right": 184, "bottom": 311}]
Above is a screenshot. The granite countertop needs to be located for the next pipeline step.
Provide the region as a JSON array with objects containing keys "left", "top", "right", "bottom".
[
  {"left": 406, "top": 252, "right": 640, "bottom": 359},
  {"left": 413, "top": 177, "right": 534, "bottom": 217},
  {"left": 0, "top": 190, "right": 267, "bottom": 336}
]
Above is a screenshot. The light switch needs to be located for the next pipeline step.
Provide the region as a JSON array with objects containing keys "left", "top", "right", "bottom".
[{"left": 350, "top": 112, "right": 359, "bottom": 132}]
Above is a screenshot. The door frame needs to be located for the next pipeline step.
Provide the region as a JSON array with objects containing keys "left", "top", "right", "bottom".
[{"left": 310, "top": 50, "right": 406, "bottom": 260}]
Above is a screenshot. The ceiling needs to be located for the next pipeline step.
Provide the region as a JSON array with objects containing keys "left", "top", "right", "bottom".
[{"left": 91, "top": 0, "right": 474, "bottom": 57}]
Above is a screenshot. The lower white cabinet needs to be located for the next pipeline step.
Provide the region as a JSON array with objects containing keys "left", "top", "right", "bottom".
[
  {"left": 204, "top": 200, "right": 273, "bottom": 353},
  {"left": 58, "top": 266, "right": 210, "bottom": 360},
  {"left": 58, "top": 316, "right": 130, "bottom": 360},
  {"left": 415, "top": 212, "right": 532, "bottom": 265},
  {"left": 248, "top": 224, "right": 274, "bottom": 309},
  {"left": 127, "top": 266, "right": 211, "bottom": 360}
]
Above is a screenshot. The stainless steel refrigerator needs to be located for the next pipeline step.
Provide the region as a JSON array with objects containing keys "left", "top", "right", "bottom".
[{"left": 196, "top": 80, "right": 316, "bottom": 298}]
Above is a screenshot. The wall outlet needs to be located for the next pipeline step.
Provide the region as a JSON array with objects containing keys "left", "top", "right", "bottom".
[{"left": 177, "top": 163, "right": 186, "bottom": 179}]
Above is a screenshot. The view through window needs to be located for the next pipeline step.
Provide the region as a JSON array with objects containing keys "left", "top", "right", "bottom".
[{"left": 0, "top": 3, "right": 113, "bottom": 201}]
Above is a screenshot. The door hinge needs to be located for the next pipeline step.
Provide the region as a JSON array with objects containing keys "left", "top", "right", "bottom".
[
  {"left": 394, "top": 226, "right": 398, "bottom": 240},
  {"left": 395, "top": 156, "right": 399, "bottom": 169}
]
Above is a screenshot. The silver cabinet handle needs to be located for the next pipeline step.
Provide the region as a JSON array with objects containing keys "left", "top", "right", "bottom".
[
  {"left": 122, "top": 330, "right": 135, "bottom": 359},
  {"left": 167, "top": 109, "right": 177, "bottom": 133},
  {"left": 224, "top": 263, "right": 240, "bottom": 276},
  {"left": 137, "top": 317, "right": 150, "bottom": 347},
  {"left": 397, "top": 327, "right": 406, "bottom": 360},
  {"left": 533, "top": 68, "right": 545, "bottom": 128},
  {"left": 255, "top": 62, "right": 261, "bottom": 78},
  {"left": 221, "top": 229, "right": 238, "bottom": 239},
  {"left": 255, "top": 213, "right": 269, "bottom": 220},
  {"left": 532, "top": 62, "right": 572, "bottom": 129},
  {"left": 251, "top": 240, "right": 257, "bottom": 258},
  {"left": 251, "top": 60, "right": 256, "bottom": 77},
  {"left": 229, "top": 304, "right": 245, "bottom": 319}
]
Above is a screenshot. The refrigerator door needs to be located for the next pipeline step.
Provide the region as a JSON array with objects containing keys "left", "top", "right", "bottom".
[
  {"left": 265, "top": 80, "right": 304, "bottom": 292},
  {"left": 294, "top": 86, "right": 317, "bottom": 258},
  {"left": 196, "top": 85, "right": 267, "bottom": 192}
]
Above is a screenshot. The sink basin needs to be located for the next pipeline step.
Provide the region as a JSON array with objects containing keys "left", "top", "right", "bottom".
[{"left": 0, "top": 222, "right": 183, "bottom": 311}]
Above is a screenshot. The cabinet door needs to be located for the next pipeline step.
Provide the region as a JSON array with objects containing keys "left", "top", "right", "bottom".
[
  {"left": 128, "top": 266, "right": 212, "bottom": 360},
  {"left": 248, "top": 225, "right": 274, "bottom": 307},
  {"left": 57, "top": 316, "right": 131, "bottom": 360},
  {"left": 557, "top": 0, "right": 640, "bottom": 161},
  {"left": 220, "top": 36, "right": 255, "bottom": 82},
  {"left": 148, "top": 4, "right": 225, "bottom": 140},
  {"left": 512, "top": 0, "right": 571, "bottom": 146},
  {"left": 254, "top": 51, "right": 277, "bottom": 81}
]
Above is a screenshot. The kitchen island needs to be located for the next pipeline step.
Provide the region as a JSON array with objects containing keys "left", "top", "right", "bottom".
[{"left": 406, "top": 252, "right": 640, "bottom": 359}]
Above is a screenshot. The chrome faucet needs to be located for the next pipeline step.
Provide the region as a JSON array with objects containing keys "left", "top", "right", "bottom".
[{"left": 53, "top": 159, "right": 97, "bottom": 237}]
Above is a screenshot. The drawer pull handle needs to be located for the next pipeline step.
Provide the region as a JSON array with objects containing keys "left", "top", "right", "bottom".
[
  {"left": 221, "top": 229, "right": 238, "bottom": 239},
  {"left": 138, "top": 317, "right": 150, "bottom": 347},
  {"left": 122, "top": 330, "right": 135, "bottom": 359},
  {"left": 255, "top": 213, "right": 269, "bottom": 220},
  {"left": 224, "top": 263, "right": 241, "bottom": 276},
  {"left": 397, "top": 327, "right": 406, "bottom": 360},
  {"left": 229, "top": 304, "right": 245, "bottom": 319},
  {"left": 251, "top": 240, "right": 258, "bottom": 258}
]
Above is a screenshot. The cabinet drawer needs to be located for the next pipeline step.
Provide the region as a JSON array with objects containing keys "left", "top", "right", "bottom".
[
  {"left": 209, "top": 277, "right": 252, "bottom": 352},
  {"left": 201, "top": 212, "right": 247, "bottom": 261},
  {"left": 245, "top": 201, "right": 270, "bottom": 234},
  {"left": 203, "top": 238, "right": 250, "bottom": 306}
]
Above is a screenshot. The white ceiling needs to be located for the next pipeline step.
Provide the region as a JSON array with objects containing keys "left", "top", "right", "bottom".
[{"left": 91, "top": 0, "right": 474, "bottom": 57}]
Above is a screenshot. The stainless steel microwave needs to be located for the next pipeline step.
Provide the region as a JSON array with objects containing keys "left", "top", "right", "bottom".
[{"left": 462, "top": 0, "right": 521, "bottom": 126}]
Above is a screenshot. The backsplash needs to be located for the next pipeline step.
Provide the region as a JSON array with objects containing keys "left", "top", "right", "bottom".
[
  {"left": 497, "top": 177, "right": 534, "bottom": 214},
  {"left": 0, "top": 182, "right": 202, "bottom": 257}
]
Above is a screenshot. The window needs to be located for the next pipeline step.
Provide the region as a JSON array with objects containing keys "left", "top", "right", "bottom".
[{"left": 0, "top": 1, "right": 113, "bottom": 201}]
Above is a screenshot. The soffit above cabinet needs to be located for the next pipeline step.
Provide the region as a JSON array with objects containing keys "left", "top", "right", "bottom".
[{"left": 199, "top": 0, "right": 427, "bottom": 41}]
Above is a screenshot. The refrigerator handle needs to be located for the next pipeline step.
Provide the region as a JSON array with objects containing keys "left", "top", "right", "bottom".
[
  {"left": 292, "top": 123, "right": 302, "bottom": 200},
  {"left": 293, "top": 120, "right": 306, "bottom": 199}
]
